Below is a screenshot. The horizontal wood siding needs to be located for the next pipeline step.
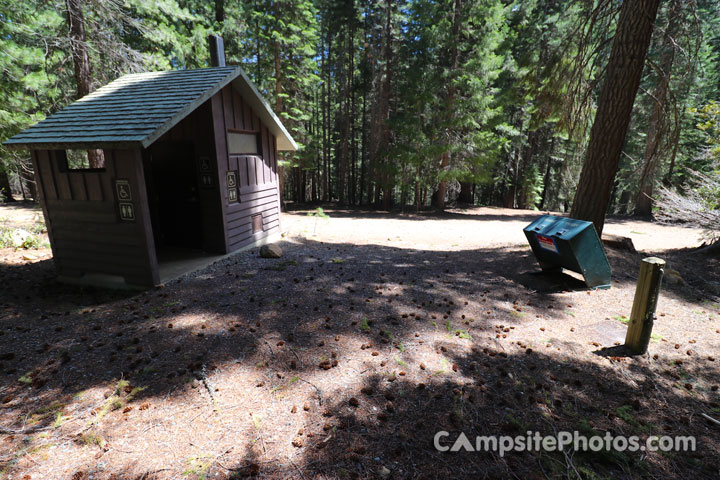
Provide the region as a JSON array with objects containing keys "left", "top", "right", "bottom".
[
  {"left": 212, "top": 85, "right": 281, "bottom": 251},
  {"left": 33, "top": 148, "right": 158, "bottom": 287}
]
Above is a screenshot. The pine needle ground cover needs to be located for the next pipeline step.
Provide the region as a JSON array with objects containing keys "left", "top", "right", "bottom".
[{"left": 0, "top": 205, "right": 718, "bottom": 479}]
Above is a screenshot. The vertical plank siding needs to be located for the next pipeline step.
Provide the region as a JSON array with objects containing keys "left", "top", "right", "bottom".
[
  {"left": 154, "top": 84, "right": 280, "bottom": 253},
  {"left": 34, "top": 148, "right": 159, "bottom": 287},
  {"left": 32, "top": 81, "right": 282, "bottom": 288},
  {"left": 211, "top": 85, "right": 281, "bottom": 251}
]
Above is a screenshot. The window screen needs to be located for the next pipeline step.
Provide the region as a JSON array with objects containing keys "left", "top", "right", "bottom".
[{"left": 228, "top": 132, "right": 259, "bottom": 155}]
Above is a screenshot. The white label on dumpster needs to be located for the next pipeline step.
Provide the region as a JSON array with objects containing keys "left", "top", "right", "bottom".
[{"left": 536, "top": 234, "right": 558, "bottom": 253}]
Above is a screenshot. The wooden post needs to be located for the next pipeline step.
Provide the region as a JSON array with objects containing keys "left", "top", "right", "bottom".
[{"left": 625, "top": 257, "right": 665, "bottom": 354}]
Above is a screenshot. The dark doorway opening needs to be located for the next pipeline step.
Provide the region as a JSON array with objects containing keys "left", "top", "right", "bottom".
[{"left": 144, "top": 142, "right": 203, "bottom": 251}]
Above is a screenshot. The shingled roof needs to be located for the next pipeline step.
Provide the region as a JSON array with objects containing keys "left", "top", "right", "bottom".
[{"left": 4, "top": 66, "right": 297, "bottom": 151}]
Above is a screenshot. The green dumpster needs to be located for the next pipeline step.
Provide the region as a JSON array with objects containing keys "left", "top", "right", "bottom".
[{"left": 523, "top": 215, "right": 611, "bottom": 289}]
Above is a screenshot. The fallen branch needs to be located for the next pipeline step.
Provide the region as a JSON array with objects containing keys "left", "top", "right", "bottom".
[
  {"left": 138, "top": 468, "right": 171, "bottom": 480},
  {"left": 701, "top": 413, "right": 720, "bottom": 426},
  {"left": 563, "top": 449, "right": 582, "bottom": 480},
  {"left": 298, "top": 378, "right": 324, "bottom": 405},
  {"left": 655, "top": 171, "right": 720, "bottom": 246},
  {"left": 0, "top": 424, "right": 51, "bottom": 435}
]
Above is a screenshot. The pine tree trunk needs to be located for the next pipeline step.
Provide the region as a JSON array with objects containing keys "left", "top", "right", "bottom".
[
  {"left": 539, "top": 137, "right": 556, "bottom": 210},
  {"left": 518, "top": 129, "right": 539, "bottom": 209},
  {"left": 274, "top": 29, "right": 287, "bottom": 208},
  {"left": 338, "top": 25, "right": 351, "bottom": 205},
  {"left": 511, "top": 147, "right": 520, "bottom": 208},
  {"left": 634, "top": 0, "right": 680, "bottom": 217},
  {"left": 66, "top": 0, "right": 104, "bottom": 168},
  {"left": 349, "top": 15, "right": 357, "bottom": 206},
  {"left": 570, "top": 0, "right": 661, "bottom": 234},
  {"left": 301, "top": 170, "right": 307, "bottom": 202},
  {"left": 436, "top": 0, "right": 462, "bottom": 211},
  {"left": 18, "top": 163, "right": 37, "bottom": 201},
  {"left": 66, "top": 0, "right": 92, "bottom": 99},
  {"left": 0, "top": 168, "right": 15, "bottom": 202},
  {"left": 367, "top": 4, "right": 380, "bottom": 207},
  {"left": 360, "top": 90, "right": 367, "bottom": 205},
  {"left": 436, "top": 151, "right": 449, "bottom": 210},
  {"left": 518, "top": 1, "right": 554, "bottom": 210},
  {"left": 320, "top": 23, "right": 329, "bottom": 201},
  {"left": 311, "top": 169, "right": 317, "bottom": 202},
  {"left": 458, "top": 182, "right": 473, "bottom": 204},
  {"left": 294, "top": 167, "right": 303, "bottom": 203},
  {"left": 215, "top": 0, "right": 224, "bottom": 23},
  {"left": 65, "top": 0, "right": 94, "bottom": 166},
  {"left": 382, "top": 0, "right": 393, "bottom": 212},
  {"left": 17, "top": 166, "right": 27, "bottom": 201},
  {"left": 378, "top": 0, "right": 393, "bottom": 211},
  {"left": 416, "top": 177, "right": 421, "bottom": 212}
]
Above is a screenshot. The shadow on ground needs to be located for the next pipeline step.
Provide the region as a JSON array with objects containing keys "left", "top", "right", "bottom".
[
  {"left": 0, "top": 236, "right": 718, "bottom": 479},
  {"left": 239, "top": 350, "right": 718, "bottom": 479}
]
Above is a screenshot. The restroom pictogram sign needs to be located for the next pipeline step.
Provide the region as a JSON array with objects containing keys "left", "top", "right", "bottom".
[{"left": 119, "top": 202, "right": 135, "bottom": 221}]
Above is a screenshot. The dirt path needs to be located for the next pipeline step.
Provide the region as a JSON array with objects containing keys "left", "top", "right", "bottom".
[
  {"left": 0, "top": 202, "right": 45, "bottom": 230},
  {"left": 0, "top": 204, "right": 718, "bottom": 480},
  {"left": 282, "top": 206, "right": 706, "bottom": 253}
]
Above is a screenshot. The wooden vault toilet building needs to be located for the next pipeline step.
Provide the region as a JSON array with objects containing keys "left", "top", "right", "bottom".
[{"left": 4, "top": 66, "right": 297, "bottom": 288}]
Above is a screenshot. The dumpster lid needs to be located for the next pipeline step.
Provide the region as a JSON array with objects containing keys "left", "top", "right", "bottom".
[{"left": 525, "top": 215, "right": 594, "bottom": 238}]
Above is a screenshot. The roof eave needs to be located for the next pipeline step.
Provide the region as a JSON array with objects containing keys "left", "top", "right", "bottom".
[
  {"left": 3, "top": 65, "right": 299, "bottom": 153},
  {"left": 2, "top": 140, "right": 145, "bottom": 151},
  {"left": 277, "top": 137, "right": 299, "bottom": 152}
]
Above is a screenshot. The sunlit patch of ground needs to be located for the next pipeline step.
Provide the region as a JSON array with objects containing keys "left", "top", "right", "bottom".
[{"left": 0, "top": 204, "right": 717, "bottom": 479}]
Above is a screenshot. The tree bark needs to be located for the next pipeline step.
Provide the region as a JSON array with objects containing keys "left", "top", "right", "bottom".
[
  {"left": 349, "top": 12, "right": 358, "bottom": 206},
  {"left": 539, "top": 137, "right": 556, "bottom": 209},
  {"left": 18, "top": 162, "right": 37, "bottom": 201},
  {"left": 66, "top": 0, "right": 105, "bottom": 168},
  {"left": 458, "top": 182, "right": 473, "bottom": 204},
  {"left": 570, "top": 0, "right": 661, "bottom": 234},
  {"left": 0, "top": 168, "right": 15, "bottom": 202},
  {"left": 320, "top": 21, "right": 329, "bottom": 201},
  {"left": 215, "top": 0, "right": 224, "bottom": 24},
  {"left": 66, "top": 0, "right": 92, "bottom": 99},
  {"left": 517, "top": 2, "right": 555, "bottom": 210},
  {"left": 415, "top": 172, "right": 421, "bottom": 212},
  {"left": 518, "top": 129, "right": 540, "bottom": 209},
  {"left": 378, "top": 0, "right": 393, "bottom": 211},
  {"left": 634, "top": 0, "right": 680, "bottom": 217},
  {"left": 338, "top": 13, "right": 352, "bottom": 205},
  {"left": 436, "top": 0, "right": 462, "bottom": 211},
  {"left": 273, "top": 16, "right": 286, "bottom": 208},
  {"left": 436, "top": 151, "right": 449, "bottom": 210}
]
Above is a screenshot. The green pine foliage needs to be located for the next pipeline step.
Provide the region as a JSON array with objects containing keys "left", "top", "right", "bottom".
[{"left": 0, "top": 0, "right": 717, "bottom": 214}]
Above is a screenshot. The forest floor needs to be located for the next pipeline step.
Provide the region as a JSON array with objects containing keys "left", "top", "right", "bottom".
[{"left": 0, "top": 202, "right": 719, "bottom": 480}]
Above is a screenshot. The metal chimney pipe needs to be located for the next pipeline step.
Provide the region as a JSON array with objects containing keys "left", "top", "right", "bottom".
[{"left": 208, "top": 35, "right": 226, "bottom": 67}]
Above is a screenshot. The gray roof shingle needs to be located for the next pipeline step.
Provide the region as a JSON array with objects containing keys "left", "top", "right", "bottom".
[{"left": 4, "top": 66, "right": 297, "bottom": 151}]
